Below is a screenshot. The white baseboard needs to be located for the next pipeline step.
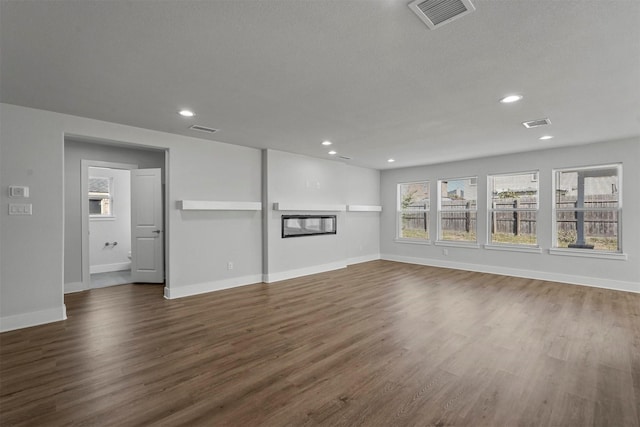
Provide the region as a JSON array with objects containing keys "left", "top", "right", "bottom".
[
  {"left": 164, "top": 274, "right": 263, "bottom": 299},
  {"left": 264, "top": 260, "right": 347, "bottom": 283},
  {"left": 347, "top": 253, "right": 381, "bottom": 266},
  {"left": 0, "top": 305, "right": 67, "bottom": 333},
  {"left": 380, "top": 254, "right": 640, "bottom": 294},
  {"left": 90, "top": 261, "right": 131, "bottom": 274},
  {"left": 64, "top": 281, "right": 87, "bottom": 294}
]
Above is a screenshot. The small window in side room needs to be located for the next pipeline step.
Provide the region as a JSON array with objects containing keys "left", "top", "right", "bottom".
[
  {"left": 437, "top": 177, "right": 477, "bottom": 244},
  {"left": 397, "top": 181, "right": 430, "bottom": 241},
  {"left": 488, "top": 172, "right": 539, "bottom": 247},
  {"left": 89, "top": 177, "right": 113, "bottom": 217},
  {"left": 553, "top": 164, "right": 621, "bottom": 253}
]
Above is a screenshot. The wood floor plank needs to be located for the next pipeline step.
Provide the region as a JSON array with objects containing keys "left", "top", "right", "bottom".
[{"left": 1, "top": 261, "right": 639, "bottom": 426}]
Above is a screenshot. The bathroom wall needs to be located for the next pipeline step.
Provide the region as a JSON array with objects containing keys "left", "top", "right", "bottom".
[{"left": 88, "top": 167, "right": 131, "bottom": 274}]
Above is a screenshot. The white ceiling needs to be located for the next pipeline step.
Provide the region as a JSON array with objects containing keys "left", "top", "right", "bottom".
[{"left": 1, "top": 0, "right": 639, "bottom": 170}]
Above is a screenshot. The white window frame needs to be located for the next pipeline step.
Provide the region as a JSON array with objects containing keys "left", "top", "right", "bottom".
[
  {"left": 486, "top": 171, "right": 540, "bottom": 251},
  {"left": 88, "top": 176, "right": 114, "bottom": 219},
  {"left": 436, "top": 176, "right": 478, "bottom": 247},
  {"left": 550, "top": 163, "right": 624, "bottom": 259},
  {"left": 396, "top": 181, "right": 430, "bottom": 244}
]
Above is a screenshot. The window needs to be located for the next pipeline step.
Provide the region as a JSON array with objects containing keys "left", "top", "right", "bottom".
[
  {"left": 397, "top": 181, "right": 430, "bottom": 241},
  {"left": 488, "top": 172, "right": 539, "bottom": 246},
  {"left": 438, "top": 177, "right": 477, "bottom": 243},
  {"left": 89, "top": 177, "right": 113, "bottom": 217},
  {"left": 553, "top": 164, "right": 621, "bottom": 253}
]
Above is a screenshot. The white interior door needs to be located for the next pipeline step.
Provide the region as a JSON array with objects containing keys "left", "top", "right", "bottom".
[{"left": 131, "top": 168, "right": 164, "bottom": 283}]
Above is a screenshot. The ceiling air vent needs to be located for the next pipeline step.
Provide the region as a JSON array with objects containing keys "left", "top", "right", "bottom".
[
  {"left": 189, "top": 125, "right": 218, "bottom": 134},
  {"left": 338, "top": 155, "right": 352, "bottom": 160},
  {"left": 408, "top": 0, "right": 475, "bottom": 30},
  {"left": 522, "top": 118, "right": 552, "bottom": 129}
]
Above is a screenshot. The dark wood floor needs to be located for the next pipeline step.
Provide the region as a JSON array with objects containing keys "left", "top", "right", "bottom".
[{"left": 1, "top": 260, "right": 639, "bottom": 426}]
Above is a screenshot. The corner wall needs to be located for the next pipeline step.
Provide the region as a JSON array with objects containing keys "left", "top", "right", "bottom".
[{"left": 380, "top": 138, "right": 640, "bottom": 293}]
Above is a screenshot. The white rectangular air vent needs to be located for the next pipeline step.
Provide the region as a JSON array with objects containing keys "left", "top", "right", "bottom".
[
  {"left": 522, "top": 118, "right": 551, "bottom": 129},
  {"left": 408, "top": 0, "right": 475, "bottom": 30},
  {"left": 189, "top": 125, "right": 218, "bottom": 134}
]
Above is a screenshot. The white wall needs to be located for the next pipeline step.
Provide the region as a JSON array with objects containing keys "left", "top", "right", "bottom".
[
  {"left": 263, "top": 150, "right": 380, "bottom": 282},
  {"left": 88, "top": 167, "right": 131, "bottom": 274},
  {"left": 380, "top": 138, "right": 640, "bottom": 293},
  {"left": 0, "top": 103, "right": 263, "bottom": 331}
]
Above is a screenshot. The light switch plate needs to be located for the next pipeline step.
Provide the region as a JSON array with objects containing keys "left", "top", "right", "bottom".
[
  {"left": 9, "top": 186, "right": 29, "bottom": 198},
  {"left": 9, "top": 203, "right": 32, "bottom": 215}
]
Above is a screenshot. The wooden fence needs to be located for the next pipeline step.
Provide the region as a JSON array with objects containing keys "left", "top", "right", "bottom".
[
  {"left": 492, "top": 198, "right": 536, "bottom": 236},
  {"left": 556, "top": 195, "right": 618, "bottom": 237},
  {"left": 402, "top": 196, "right": 618, "bottom": 237}
]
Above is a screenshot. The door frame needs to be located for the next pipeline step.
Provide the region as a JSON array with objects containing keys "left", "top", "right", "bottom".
[{"left": 81, "top": 160, "right": 138, "bottom": 290}]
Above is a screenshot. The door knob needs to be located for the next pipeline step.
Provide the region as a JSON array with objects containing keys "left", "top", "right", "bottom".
[{"left": 152, "top": 230, "right": 162, "bottom": 234}]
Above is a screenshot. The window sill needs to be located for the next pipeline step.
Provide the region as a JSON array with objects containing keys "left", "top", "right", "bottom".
[
  {"left": 435, "top": 241, "right": 479, "bottom": 249},
  {"left": 548, "top": 248, "right": 627, "bottom": 260},
  {"left": 395, "top": 238, "right": 431, "bottom": 246},
  {"left": 484, "top": 244, "right": 542, "bottom": 254},
  {"left": 90, "top": 216, "right": 116, "bottom": 221}
]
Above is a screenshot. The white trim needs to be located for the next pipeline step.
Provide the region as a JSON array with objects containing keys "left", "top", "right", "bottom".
[
  {"left": 435, "top": 241, "right": 480, "bottom": 249},
  {"left": 89, "top": 216, "right": 116, "bottom": 221},
  {"left": 164, "top": 274, "right": 263, "bottom": 299},
  {"left": 263, "top": 260, "right": 347, "bottom": 283},
  {"left": 347, "top": 205, "right": 382, "bottom": 212},
  {"left": 178, "top": 200, "right": 262, "bottom": 211},
  {"left": 90, "top": 261, "right": 131, "bottom": 274},
  {"left": 272, "top": 202, "right": 346, "bottom": 212},
  {"left": 484, "top": 244, "right": 542, "bottom": 254},
  {"left": 64, "top": 281, "right": 86, "bottom": 294},
  {"left": 380, "top": 254, "right": 639, "bottom": 294},
  {"left": 0, "top": 305, "right": 67, "bottom": 333},
  {"left": 395, "top": 238, "right": 431, "bottom": 245},
  {"left": 548, "top": 248, "right": 628, "bottom": 260},
  {"left": 347, "top": 253, "right": 381, "bottom": 265}
]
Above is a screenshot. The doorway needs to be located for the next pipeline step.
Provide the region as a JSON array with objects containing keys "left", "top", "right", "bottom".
[
  {"left": 86, "top": 164, "right": 133, "bottom": 288},
  {"left": 63, "top": 138, "right": 167, "bottom": 294},
  {"left": 82, "top": 161, "right": 137, "bottom": 288}
]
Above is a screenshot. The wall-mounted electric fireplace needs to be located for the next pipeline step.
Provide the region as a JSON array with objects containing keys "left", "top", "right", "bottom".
[{"left": 281, "top": 215, "right": 337, "bottom": 238}]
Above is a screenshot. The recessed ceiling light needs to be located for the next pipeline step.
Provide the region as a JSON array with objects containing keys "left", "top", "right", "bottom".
[
  {"left": 179, "top": 109, "right": 195, "bottom": 117},
  {"left": 322, "top": 140, "right": 332, "bottom": 146},
  {"left": 539, "top": 135, "right": 554, "bottom": 140},
  {"left": 387, "top": 158, "right": 395, "bottom": 163},
  {"left": 328, "top": 150, "right": 337, "bottom": 155},
  {"left": 500, "top": 95, "right": 523, "bottom": 104}
]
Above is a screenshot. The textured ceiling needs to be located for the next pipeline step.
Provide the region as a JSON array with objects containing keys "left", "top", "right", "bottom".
[{"left": 1, "top": 0, "right": 639, "bottom": 169}]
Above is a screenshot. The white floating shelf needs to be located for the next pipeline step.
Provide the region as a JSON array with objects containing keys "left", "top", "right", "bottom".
[
  {"left": 347, "top": 205, "right": 382, "bottom": 212},
  {"left": 272, "top": 202, "right": 346, "bottom": 212},
  {"left": 178, "top": 200, "right": 262, "bottom": 211}
]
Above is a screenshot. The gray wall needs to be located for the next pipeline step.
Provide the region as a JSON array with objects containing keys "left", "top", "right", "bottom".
[
  {"left": 64, "top": 139, "right": 165, "bottom": 284},
  {"left": 345, "top": 165, "right": 381, "bottom": 262},
  {"left": 263, "top": 150, "right": 380, "bottom": 281},
  {"left": 380, "top": 138, "right": 640, "bottom": 291}
]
